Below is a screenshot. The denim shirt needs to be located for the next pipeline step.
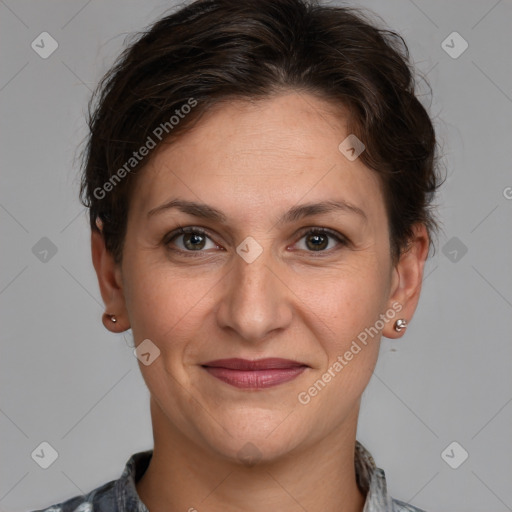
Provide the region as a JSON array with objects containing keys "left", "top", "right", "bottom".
[{"left": 30, "top": 441, "right": 426, "bottom": 512}]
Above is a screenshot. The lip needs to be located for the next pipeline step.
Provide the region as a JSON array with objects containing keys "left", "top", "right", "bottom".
[{"left": 201, "top": 358, "right": 308, "bottom": 389}]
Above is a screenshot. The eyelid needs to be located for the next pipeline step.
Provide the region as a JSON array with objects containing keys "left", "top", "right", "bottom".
[
  {"left": 163, "top": 225, "right": 217, "bottom": 246},
  {"left": 294, "top": 226, "right": 349, "bottom": 244}
]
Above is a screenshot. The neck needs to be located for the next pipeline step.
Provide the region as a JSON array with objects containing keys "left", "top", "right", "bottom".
[{"left": 136, "top": 400, "right": 366, "bottom": 512}]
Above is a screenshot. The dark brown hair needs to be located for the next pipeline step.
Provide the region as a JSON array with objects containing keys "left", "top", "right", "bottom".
[{"left": 79, "top": 0, "right": 443, "bottom": 264}]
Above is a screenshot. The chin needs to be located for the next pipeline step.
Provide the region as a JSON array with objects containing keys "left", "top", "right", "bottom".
[{"left": 196, "top": 410, "right": 308, "bottom": 465}]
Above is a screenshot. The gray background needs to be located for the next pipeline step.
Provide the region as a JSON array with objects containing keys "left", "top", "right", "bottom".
[{"left": 1, "top": 1, "right": 511, "bottom": 511}]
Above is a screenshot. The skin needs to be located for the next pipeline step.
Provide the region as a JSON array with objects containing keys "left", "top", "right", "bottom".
[{"left": 92, "top": 91, "right": 429, "bottom": 512}]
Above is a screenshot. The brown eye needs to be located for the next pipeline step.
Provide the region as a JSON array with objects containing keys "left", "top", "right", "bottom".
[
  {"left": 296, "top": 228, "right": 347, "bottom": 253},
  {"left": 305, "top": 232, "right": 329, "bottom": 251},
  {"left": 165, "top": 227, "right": 219, "bottom": 253},
  {"left": 181, "top": 232, "right": 207, "bottom": 250}
]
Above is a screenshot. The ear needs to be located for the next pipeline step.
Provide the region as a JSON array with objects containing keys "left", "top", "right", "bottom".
[
  {"left": 91, "top": 219, "right": 130, "bottom": 333},
  {"left": 383, "top": 223, "right": 429, "bottom": 339}
]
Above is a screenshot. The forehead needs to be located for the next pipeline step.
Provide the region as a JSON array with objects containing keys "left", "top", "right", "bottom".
[{"left": 129, "top": 92, "right": 384, "bottom": 224}]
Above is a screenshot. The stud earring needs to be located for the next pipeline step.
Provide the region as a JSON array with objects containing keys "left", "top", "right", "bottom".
[
  {"left": 394, "top": 319, "right": 407, "bottom": 332},
  {"left": 104, "top": 313, "right": 117, "bottom": 323}
]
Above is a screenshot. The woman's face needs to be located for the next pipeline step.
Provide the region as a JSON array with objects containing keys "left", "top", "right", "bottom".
[{"left": 96, "top": 92, "right": 425, "bottom": 462}]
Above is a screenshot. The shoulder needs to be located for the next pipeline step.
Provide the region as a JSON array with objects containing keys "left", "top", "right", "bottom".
[
  {"left": 28, "top": 478, "right": 117, "bottom": 512},
  {"left": 392, "top": 497, "right": 427, "bottom": 512},
  {"left": 28, "top": 449, "right": 152, "bottom": 512}
]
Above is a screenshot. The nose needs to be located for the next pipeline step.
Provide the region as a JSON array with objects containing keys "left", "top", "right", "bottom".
[{"left": 216, "top": 245, "right": 293, "bottom": 344}]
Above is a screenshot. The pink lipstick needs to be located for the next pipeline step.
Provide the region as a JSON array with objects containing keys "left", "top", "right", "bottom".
[{"left": 201, "top": 358, "right": 308, "bottom": 389}]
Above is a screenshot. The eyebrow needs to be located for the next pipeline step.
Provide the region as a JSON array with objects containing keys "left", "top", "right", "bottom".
[{"left": 147, "top": 198, "right": 367, "bottom": 224}]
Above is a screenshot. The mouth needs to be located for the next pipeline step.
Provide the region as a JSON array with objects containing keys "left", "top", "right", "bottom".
[{"left": 201, "top": 358, "right": 309, "bottom": 389}]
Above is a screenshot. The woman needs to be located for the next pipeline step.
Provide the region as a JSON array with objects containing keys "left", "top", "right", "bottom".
[{"left": 32, "top": 0, "right": 441, "bottom": 510}]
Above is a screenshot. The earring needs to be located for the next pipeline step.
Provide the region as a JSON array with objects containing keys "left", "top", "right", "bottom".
[
  {"left": 394, "top": 319, "right": 407, "bottom": 332},
  {"left": 104, "top": 313, "right": 117, "bottom": 323}
]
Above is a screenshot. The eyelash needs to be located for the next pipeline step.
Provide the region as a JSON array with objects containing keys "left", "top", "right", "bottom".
[{"left": 163, "top": 226, "right": 348, "bottom": 257}]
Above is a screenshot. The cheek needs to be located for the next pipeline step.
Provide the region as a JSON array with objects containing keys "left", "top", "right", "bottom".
[
  {"left": 294, "top": 268, "right": 387, "bottom": 414},
  {"left": 293, "top": 260, "right": 391, "bottom": 346},
  {"left": 124, "top": 255, "right": 223, "bottom": 365},
  {"left": 129, "top": 274, "right": 201, "bottom": 338}
]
